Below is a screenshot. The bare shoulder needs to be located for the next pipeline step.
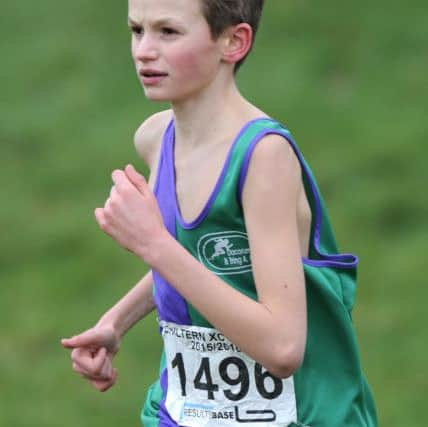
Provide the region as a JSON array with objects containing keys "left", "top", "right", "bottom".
[
  {"left": 134, "top": 109, "right": 173, "bottom": 169},
  {"left": 244, "top": 134, "right": 302, "bottom": 196},
  {"left": 242, "top": 133, "right": 312, "bottom": 257}
]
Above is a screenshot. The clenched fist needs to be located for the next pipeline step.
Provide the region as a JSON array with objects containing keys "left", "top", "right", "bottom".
[{"left": 96, "top": 164, "right": 165, "bottom": 261}]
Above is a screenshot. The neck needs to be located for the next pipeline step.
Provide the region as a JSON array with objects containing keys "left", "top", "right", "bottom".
[{"left": 170, "top": 72, "right": 258, "bottom": 149}]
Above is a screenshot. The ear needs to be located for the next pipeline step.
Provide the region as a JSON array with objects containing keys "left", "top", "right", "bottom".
[{"left": 222, "top": 23, "right": 253, "bottom": 66}]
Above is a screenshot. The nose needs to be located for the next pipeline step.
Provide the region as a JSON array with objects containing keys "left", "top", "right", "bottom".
[{"left": 133, "top": 33, "right": 159, "bottom": 62}]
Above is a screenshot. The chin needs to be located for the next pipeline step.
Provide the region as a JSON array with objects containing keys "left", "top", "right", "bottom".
[
  {"left": 142, "top": 89, "right": 170, "bottom": 102},
  {"left": 145, "top": 94, "right": 172, "bottom": 102},
  {"left": 142, "top": 85, "right": 201, "bottom": 104}
]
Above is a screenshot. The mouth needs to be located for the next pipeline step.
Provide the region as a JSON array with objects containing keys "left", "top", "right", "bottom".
[
  {"left": 138, "top": 69, "right": 168, "bottom": 86},
  {"left": 139, "top": 69, "right": 168, "bottom": 78}
]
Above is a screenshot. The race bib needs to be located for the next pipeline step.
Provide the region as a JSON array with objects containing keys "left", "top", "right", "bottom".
[{"left": 161, "top": 321, "right": 297, "bottom": 427}]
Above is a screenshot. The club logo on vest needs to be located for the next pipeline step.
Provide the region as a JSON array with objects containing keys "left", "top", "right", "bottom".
[{"left": 197, "top": 231, "right": 252, "bottom": 275}]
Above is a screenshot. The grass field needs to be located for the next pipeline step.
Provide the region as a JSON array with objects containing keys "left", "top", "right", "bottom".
[{"left": 1, "top": 1, "right": 427, "bottom": 425}]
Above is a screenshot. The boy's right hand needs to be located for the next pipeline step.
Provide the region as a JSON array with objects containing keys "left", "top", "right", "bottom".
[{"left": 61, "top": 326, "right": 120, "bottom": 392}]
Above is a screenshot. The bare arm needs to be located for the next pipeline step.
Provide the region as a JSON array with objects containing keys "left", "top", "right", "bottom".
[
  {"left": 61, "top": 270, "right": 155, "bottom": 391},
  {"left": 143, "top": 137, "right": 306, "bottom": 377},
  {"left": 96, "top": 269, "right": 155, "bottom": 337},
  {"left": 98, "top": 135, "right": 307, "bottom": 378}
]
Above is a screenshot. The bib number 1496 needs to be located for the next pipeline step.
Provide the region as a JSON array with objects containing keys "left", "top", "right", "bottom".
[{"left": 171, "top": 352, "right": 283, "bottom": 402}]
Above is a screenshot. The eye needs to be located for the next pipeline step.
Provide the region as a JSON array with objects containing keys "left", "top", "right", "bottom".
[
  {"left": 161, "top": 27, "right": 178, "bottom": 36},
  {"left": 131, "top": 25, "right": 143, "bottom": 36}
]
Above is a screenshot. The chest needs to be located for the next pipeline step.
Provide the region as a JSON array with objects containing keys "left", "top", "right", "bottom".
[{"left": 174, "top": 141, "right": 232, "bottom": 224}]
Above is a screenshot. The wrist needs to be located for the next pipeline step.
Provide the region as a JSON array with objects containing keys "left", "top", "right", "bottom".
[
  {"left": 136, "top": 228, "right": 174, "bottom": 267},
  {"left": 96, "top": 313, "right": 123, "bottom": 341}
]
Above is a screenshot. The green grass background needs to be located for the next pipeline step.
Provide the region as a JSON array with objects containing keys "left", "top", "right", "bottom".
[{"left": 1, "top": 1, "right": 427, "bottom": 425}]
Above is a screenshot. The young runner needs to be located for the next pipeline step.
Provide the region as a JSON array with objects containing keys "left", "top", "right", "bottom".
[{"left": 62, "top": 0, "right": 377, "bottom": 425}]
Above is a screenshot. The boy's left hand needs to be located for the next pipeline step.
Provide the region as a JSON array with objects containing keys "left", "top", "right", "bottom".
[{"left": 95, "top": 164, "right": 165, "bottom": 260}]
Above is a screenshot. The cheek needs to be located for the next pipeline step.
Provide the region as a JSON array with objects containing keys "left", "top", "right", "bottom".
[{"left": 169, "top": 40, "right": 219, "bottom": 78}]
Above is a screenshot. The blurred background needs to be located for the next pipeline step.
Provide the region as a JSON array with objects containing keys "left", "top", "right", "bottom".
[{"left": 1, "top": 1, "right": 426, "bottom": 425}]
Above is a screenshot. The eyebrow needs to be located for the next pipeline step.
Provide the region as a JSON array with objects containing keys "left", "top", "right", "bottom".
[
  {"left": 127, "top": 16, "right": 181, "bottom": 27},
  {"left": 127, "top": 17, "right": 139, "bottom": 26}
]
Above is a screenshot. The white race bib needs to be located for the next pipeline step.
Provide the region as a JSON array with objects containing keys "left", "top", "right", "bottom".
[{"left": 161, "top": 321, "right": 297, "bottom": 427}]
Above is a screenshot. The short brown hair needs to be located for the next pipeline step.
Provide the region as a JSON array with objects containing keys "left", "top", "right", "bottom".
[{"left": 199, "top": 0, "right": 265, "bottom": 71}]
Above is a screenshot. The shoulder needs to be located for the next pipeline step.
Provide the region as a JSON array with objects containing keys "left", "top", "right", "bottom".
[
  {"left": 242, "top": 133, "right": 302, "bottom": 199},
  {"left": 134, "top": 109, "right": 173, "bottom": 169}
]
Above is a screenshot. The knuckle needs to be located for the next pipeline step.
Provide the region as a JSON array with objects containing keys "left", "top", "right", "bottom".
[
  {"left": 103, "top": 203, "right": 112, "bottom": 216},
  {"left": 109, "top": 196, "right": 120, "bottom": 208},
  {"left": 122, "top": 185, "right": 133, "bottom": 197},
  {"left": 112, "top": 169, "right": 121, "bottom": 180},
  {"left": 98, "top": 213, "right": 108, "bottom": 226},
  {"left": 102, "top": 212, "right": 113, "bottom": 227}
]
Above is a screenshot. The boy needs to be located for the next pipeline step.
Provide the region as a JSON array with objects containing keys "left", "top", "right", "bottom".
[{"left": 62, "top": 0, "right": 377, "bottom": 426}]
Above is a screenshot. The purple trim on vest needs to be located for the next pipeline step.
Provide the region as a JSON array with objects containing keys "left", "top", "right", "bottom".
[
  {"left": 153, "top": 121, "right": 192, "bottom": 427},
  {"left": 167, "top": 118, "right": 267, "bottom": 230},
  {"left": 237, "top": 124, "right": 358, "bottom": 269},
  {"left": 158, "top": 367, "right": 182, "bottom": 427},
  {"left": 153, "top": 120, "right": 192, "bottom": 324}
]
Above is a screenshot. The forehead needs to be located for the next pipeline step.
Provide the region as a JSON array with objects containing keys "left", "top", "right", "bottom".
[{"left": 128, "top": 0, "right": 203, "bottom": 24}]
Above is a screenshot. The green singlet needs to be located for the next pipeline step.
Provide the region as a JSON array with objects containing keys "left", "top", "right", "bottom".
[{"left": 141, "top": 118, "right": 377, "bottom": 427}]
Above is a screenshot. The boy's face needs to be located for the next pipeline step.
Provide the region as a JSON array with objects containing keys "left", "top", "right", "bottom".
[{"left": 128, "top": 0, "right": 225, "bottom": 103}]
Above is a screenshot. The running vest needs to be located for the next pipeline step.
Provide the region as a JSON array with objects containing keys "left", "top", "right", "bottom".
[{"left": 141, "top": 118, "right": 377, "bottom": 427}]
